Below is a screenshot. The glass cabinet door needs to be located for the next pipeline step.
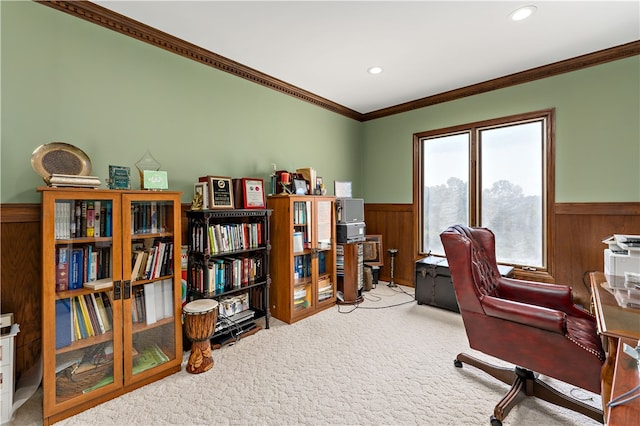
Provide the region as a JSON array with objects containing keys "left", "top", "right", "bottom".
[
  {"left": 292, "top": 200, "right": 313, "bottom": 317},
  {"left": 315, "top": 199, "right": 335, "bottom": 306},
  {"left": 122, "top": 196, "right": 180, "bottom": 384},
  {"left": 49, "top": 194, "right": 123, "bottom": 405}
]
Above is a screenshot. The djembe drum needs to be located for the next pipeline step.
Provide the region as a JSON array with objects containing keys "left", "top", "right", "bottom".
[{"left": 183, "top": 299, "right": 218, "bottom": 374}]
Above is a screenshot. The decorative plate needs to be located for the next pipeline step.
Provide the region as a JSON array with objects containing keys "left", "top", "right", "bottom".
[{"left": 31, "top": 142, "right": 92, "bottom": 179}]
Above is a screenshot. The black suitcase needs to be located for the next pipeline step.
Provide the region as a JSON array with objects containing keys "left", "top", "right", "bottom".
[
  {"left": 415, "top": 256, "right": 514, "bottom": 313},
  {"left": 415, "top": 256, "right": 459, "bottom": 312}
]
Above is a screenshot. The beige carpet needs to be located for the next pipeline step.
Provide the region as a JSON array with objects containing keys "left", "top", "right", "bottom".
[{"left": 8, "top": 284, "right": 601, "bottom": 426}]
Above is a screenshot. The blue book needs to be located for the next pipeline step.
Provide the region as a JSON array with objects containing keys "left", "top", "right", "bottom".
[
  {"left": 55, "top": 298, "right": 72, "bottom": 349},
  {"left": 70, "top": 248, "right": 84, "bottom": 289},
  {"left": 104, "top": 201, "right": 112, "bottom": 237}
]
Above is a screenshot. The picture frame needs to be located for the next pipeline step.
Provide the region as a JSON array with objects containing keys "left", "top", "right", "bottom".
[
  {"left": 193, "top": 181, "right": 208, "bottom": 210},
  {"left": 108, "top": 165, "right": 131, "bottom": 190},
  {"left": 293, "top": 178, "right": 308, "bottom": 195},
  {"left": 242, "top": 178, "right": 265, "bottom": 209},
  {"left": 363, "top": 234, "right": 384, "bottom": 266},
  {"left": 207, "top": 176, "right": 234, "bottom": 209},
  {"left": 334, "top": 181, "right": 352, "bottom": 198}
]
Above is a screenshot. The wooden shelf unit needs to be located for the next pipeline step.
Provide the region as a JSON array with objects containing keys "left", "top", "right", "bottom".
[
  {"left": 39, "top": 187, "right": 182, "bottom": 425},
  {"left": 267, "top": 195, "right": 336, "bottom": 324}
]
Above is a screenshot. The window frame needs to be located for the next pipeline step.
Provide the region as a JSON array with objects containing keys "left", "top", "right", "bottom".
[{"left": 412, "top": 109, "right": 555, "bottom": 280}]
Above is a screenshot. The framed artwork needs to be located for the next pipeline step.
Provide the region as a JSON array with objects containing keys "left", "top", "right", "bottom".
[
  {"left": 363, "top": 234, "right": 384, "bottom": 266},
  {"left": 293, "top": 178, "right": 308, "bottom": 195},
  {"left": 207, "top": 176, "right": 234, "bottom": 209},
  {"left": 193, "top": 182, "right": 208, "bottom": 210},
  {"left": 242, "top": 178, "right": 265, "bottom": 208},
  {"left": 334, "top": 181, "right": 352, "bottom": 197}
]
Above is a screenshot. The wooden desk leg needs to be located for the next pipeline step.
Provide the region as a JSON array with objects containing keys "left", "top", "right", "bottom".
[{"left": 601, "top": 335, "right": 618, "bottom": 421}]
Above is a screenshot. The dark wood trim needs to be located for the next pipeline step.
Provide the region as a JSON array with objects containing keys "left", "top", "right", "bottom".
[
  {"left": 35, "top": 0, "right": 362, "bottom": 121},
  {"left": 0, "top": 203, "right": 40, "bottom": 223},
  {"left": 364, "top": 203, "right": 413, "bottom": 213},
  {"left": 34, "top": 1, "right": 638, "bottom": 122},
  {"left": 555, "top": 203, "right": 640, "bottom": 216},
  {"left": 363, "top": 41, "right": 640, "bottom": 121}
]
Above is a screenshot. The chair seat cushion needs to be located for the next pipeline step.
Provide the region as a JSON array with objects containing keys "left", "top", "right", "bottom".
[{"left": 566, "top": 315, "right": 606, "bottom": 362}]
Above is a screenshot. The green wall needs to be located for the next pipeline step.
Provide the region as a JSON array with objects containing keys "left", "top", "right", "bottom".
[
  {"left": 362, "top": 56, "right": 640, "bottom": 203},
  {"left": 1, "top": 1, "right": 362, "bottom": 204},
  {"left": 2, "top": 2, "right": 639, "bottom": 205}
]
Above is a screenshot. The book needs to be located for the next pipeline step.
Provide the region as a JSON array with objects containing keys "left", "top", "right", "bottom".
[
  {"left": 86, "top": 201, "right": 95, "bottom": 237},
  {"left": 55, "top": 298, "right": 72, "bottom": 349},
  {"left": 47, "top": 174, "right": 101, "bottom": 188},
  {"left": 131, "top": 250, "right": 146, "bottom": 281},
  {"left": 73, "top": 297, "right": 88, "bottom": 339},
  {"left": 84, "top": 294, "right": 102, "bottom": 335},
  {"left": 94, "top": 292, "right": 111, "bottom": 332},
  {"left": 70, "top": 248, "right": 84, "bottom": 290},
  {"left": 100, "top": 292, "right": 114, "bottom": 326},
  {"left": 77, "top": 295, "right": 95, "bottom": 337},
  {"left": 162, "top": 279, "right": 173, "bottom": 319},
  {"left": 83, "top": 277, "right": 113, "bottom": 290},
  {"left": 55, "top": 247, "right": 70, "bottom": 291},
  {"left": 80, "top": 200, "right": 87, "bottom": 237},
  {"left": 93, "top": 200, "right": 101, "bottom": 237},
  {"left": 143, "top": 282, "right": 157, "bottom": 325},
  {"left": 156, "top": 281, "right": 166, "bottom": 319},
  {"left": 89, "top": 251, "right": 99, "bottom": 281},
  {"left": 89, "top": 293, "right": 106, "bottom": 334},
  {"left": 104, "top": 201, "right": 112, "bottom": 237}
]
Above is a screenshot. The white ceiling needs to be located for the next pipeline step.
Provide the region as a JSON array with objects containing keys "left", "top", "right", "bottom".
[{"left": 94, "top": 1, "right": 639, "bottom": 114}]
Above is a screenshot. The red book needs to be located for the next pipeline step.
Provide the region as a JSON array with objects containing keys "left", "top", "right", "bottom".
[{"left": 55, "top": 247, "right": 70, "bottom": 291}]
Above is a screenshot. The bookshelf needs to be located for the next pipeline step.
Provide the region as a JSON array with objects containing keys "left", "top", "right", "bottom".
[
  {"left": 337, "top": 242, "right": 364, "bottom": 304},
  {"left": 267, "top": 195, "right": 336, "bottom": 324},
  {"left": 39, "top": 187, "right": 182, "bottom": 425},
  {"left": 185, "top": 209, "right": 271, "bottom": 344}
]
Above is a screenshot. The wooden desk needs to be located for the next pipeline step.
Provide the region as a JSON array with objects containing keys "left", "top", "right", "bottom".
[{"left": 589, "top": 272, "right": 640, "bottom": 424}]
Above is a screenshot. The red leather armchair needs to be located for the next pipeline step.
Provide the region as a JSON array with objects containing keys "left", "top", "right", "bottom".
[{"left": 440, "top": 225, "right": 605, "bottom": 426}]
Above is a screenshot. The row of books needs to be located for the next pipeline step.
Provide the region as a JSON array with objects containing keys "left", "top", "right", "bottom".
[
  {"left": 131, "top": 202, "right": 169, "bottom": 235},
  {"left": 130, "top": 238, "right": 174, "bottom": 281},
  {"left": 294, "top": 254, "right": 311, "bottom": 280},
  {"left": 55, "top": 292, "right": 113, "bottom": 349},
  {"left": 56, "top": 245, "right": 111, "bottom": 292},
  {"left": 292, "top": 201, "right": 311, "bottom": 226},
  {"left": 188, "top": 255, "right": 265, "bottom": 295},
  {"left": 131, "top": 279, "right": 174, "bottom": 326},
  {"left": 55, "top": 200, "right": 113, "bottom": 240},
  {"left": 190, "top": 222, "right": 264, "bottom": 255}
]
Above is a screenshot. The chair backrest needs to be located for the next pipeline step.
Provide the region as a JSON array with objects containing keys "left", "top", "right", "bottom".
[{"left": 440, "top": 225, "right": 501, "bottom": 315}]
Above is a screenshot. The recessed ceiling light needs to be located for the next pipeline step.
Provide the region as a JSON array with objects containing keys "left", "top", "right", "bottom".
[
  {"left": 510, "top": 5, "right": 537, "bottom": 21},
  {"left": 367, "top": 66, "right": 383, "bottom": 75}
]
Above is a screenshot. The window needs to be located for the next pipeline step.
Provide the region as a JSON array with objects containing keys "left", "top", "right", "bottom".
[{"left": 413, "top": 109, "right": 554, "bottom": 272}]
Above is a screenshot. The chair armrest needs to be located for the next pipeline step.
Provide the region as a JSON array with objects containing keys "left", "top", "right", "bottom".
[
  {"left": 481, "top": 295, "right": 567, "bottom": 334},
  {"left": 498, "top": 277, "right": 574, "bottom": 309}
]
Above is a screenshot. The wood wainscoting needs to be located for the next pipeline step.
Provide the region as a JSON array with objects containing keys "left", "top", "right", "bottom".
[
  {"left": 365, "top": 202, "right": 640, "bottom": 301},
  {"left": 2, "top": 201, "right": 638, "bottom": 379},
  {"left": 1, "top": 204, "right": 42, "bottom": 382},
  {"left": 364, "top": 204, "right": 415, "bottom": 286},
  {"left": 554, "top": 203, "right": 640, "bottom": 306}
]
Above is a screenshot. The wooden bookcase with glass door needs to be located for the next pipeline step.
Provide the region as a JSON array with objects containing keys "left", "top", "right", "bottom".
[
  {"left": 40, "top": 187, "right": 182, "bottom": 425},
  {"left": 267, "top": 195, "right": 336, "bottom": 324}
]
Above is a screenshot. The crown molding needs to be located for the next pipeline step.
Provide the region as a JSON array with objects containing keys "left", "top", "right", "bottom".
[
  {"left": 36, "top": 1, "right": 639, "bottom": 123},
  {"left": 36, "top": 0, "right": 363, "bottom": 121},
  {"left": 363, "top": 40, "right": 640, "bottom": 121}
]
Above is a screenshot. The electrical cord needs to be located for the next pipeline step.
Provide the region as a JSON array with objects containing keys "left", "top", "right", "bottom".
[
  {"left": 337, "top": 284, "right": 416, "bottom": 314},
  {"left": 608, "top": 384, "right": 640, "bottom": 408}
]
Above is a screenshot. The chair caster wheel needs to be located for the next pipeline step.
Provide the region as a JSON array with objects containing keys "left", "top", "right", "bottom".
[
  {"left": 490, "top": 415, "right": 502, "bottom": 426},
  {"left": 454, "top": 359, "right": 463, "bottom": 368}
]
